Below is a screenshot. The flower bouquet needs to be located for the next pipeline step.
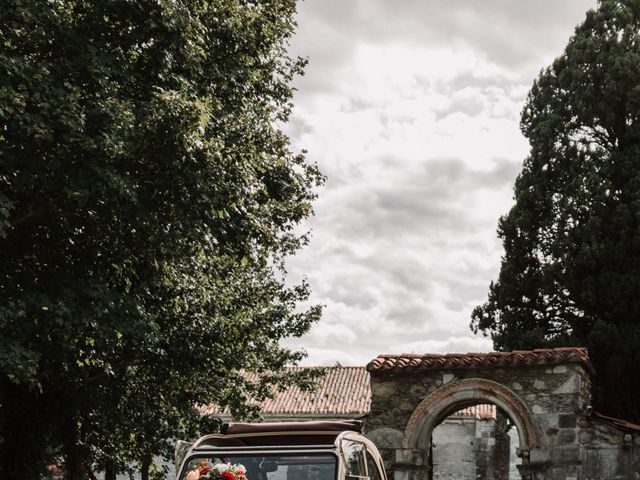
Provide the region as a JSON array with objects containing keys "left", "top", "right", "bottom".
[{"left": 186, "top": 461, "right": 248, "bottom": 480}]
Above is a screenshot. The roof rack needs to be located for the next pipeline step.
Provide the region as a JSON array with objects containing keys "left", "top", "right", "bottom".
[{"left": 222, "top": 420, "right": 363, "bottom": 435}]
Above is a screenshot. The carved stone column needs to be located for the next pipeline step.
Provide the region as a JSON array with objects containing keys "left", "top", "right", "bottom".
[
  {"left": 516, "top": 463, "right": 549, "bottom": 480},
  {"left": 392, "top": 448, "right": 429, "bottom": 480},
  {"left": 516, "top": 448, "right": 549, "bottom": 480},
  {"left": 494, "top": 409, "right": 511, "bottom": 480}
]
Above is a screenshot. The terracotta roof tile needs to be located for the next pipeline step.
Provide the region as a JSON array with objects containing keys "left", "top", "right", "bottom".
[
  {"left": 593, "top": 412, "right": 640, "bottom": 433},
  {"left": 456, "top": 404, "right": 497, "bottom": 420},
  {"left": 201, "top": 367, "right": 371, "bottom": 417},
  {"left": 366, "top": 348, "right": 593, "bottom": 373}
]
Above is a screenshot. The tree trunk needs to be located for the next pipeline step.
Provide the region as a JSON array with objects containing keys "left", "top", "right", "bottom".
[
  {"left": 141, "top": 453, "right": 152, "bottom": 480},
  {"left": 63, "top": 416, "right": 83, "bottom": 480},
  {"left": 87, "top": 467, "right": 99, "bottom": 480},
  {"left": 1, "top": 379, "right": 52, "bottom": 479},
  {"left": 105, "top": 460, "right": 117, "bottom": 480}
]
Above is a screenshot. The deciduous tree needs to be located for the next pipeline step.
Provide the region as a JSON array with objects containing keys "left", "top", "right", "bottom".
[{"left": 0, "top": 1, "right": 322, "bottom": 478}]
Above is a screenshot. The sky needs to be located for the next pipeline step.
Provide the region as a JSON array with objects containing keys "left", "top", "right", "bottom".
[{"left": 282, "top": 0, "right": 599, "bottom": 366}]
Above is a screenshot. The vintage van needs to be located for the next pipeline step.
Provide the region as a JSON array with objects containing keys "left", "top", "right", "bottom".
[{"left": 176, "top": 421, "right": 387, "bottom": 480}]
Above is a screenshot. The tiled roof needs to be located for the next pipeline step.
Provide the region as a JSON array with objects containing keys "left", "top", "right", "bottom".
[
  {"left": 593, "top": 412, "right": 640, "bottom": 433},
  {"left": 456, "top": 404, "right": 496, "bottom": 420},
  {"left": 200, "top": 367, "right": 371, "bottom": 417},
  {"left": 367, "top": 348, "right": 593, "bottom": 373}
]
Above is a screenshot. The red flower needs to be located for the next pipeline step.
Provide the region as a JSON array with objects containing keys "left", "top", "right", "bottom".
[
  {"left": 200, "top": 467, "right": 212, "bottom": 476},
  {"left": 222, "top": 472, "right": 236, "bottom": 480}
]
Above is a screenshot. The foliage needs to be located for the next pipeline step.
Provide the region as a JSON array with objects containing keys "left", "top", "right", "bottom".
[
  {"left": 472, "top": 0, "right": 640, "bottom": 423},
  {"left": 0, "top": 0, "right": 323, "bottom": 478}
]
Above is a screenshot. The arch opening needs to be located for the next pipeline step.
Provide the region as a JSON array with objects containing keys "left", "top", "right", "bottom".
[
  {"left": 430, "top": 401, "right": 521, "bottom": 480},
  {"left": 402, "top": 379, "right": 539, "bottom": 480}
]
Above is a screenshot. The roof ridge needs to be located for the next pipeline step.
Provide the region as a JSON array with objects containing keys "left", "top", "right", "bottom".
[
  {"left": 285, "top": 365, "right": 367, "bottom": 370},
  {"left": 366, "top": 348, "right": 594, "bottom": 373}
]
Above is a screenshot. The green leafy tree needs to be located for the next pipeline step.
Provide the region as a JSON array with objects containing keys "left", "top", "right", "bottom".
[
  {"left": 0, "top": 1, "right": 322, "bottom": 478},
  {"left": 472, "top": 0, "right": 640, "bottom": 423}
]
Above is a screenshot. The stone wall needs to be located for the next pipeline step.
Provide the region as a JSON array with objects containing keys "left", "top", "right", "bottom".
[
  {"left": 364, "top": 349, "right": 640, "bottom": 480},
  {"left": 579, "top": 416, "right": 640, "bottom": 479}
]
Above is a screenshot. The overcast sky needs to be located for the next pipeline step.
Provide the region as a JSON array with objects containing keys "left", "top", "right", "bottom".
[{"left": 282, "top": 0, "right": 598, "bottom": 366}]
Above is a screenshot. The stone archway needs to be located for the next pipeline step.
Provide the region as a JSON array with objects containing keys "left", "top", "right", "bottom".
[
  {"left": 402, "top": 378, "right": 538, "bottom": 452},
  {"left": 365, "top": 348, "right": 595, "bottom": 480}
]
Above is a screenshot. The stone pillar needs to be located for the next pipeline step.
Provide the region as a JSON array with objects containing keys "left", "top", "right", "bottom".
[
  {"left": 474, "top": 418, "right": 495, "bottom": 480},
  {"left": 367, "top": 427, "right": 405, "bottom": 478},
  {"left": 516, "top": 463, "right": 548, "bottom": 480},
  {"left": 393, "top": 448, "right": 429, "bottom": 480},
  {"left": 494, "top": 410, "right": 511, "bottom": 480},
  {"left": 516, "top": 449, "right": 549, "bottom": 480}
]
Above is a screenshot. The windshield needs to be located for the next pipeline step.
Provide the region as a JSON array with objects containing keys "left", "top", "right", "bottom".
[{"left": 180, "top": 453, "right": 337, "bottom": 480}]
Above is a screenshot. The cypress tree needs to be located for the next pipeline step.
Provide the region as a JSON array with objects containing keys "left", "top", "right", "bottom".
[{"left": 473, "top": 0, "right": 640, "bottom": 423}]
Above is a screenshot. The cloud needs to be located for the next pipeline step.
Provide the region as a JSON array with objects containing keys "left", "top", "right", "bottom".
[
  {"left": 388, "top": 336, "right": 494, "bottom": 356},
  {"left": 295, "top": 347, "right": 366, "bottom": 367},
  {"left": 283, "top": 0, "right": 598, "bottom": 366},
  {"left": 303, "top": 323, "right": 359, "bottom": 348},
  {"left": 292, "top": 0, "right": 597, "bottom": 75}
]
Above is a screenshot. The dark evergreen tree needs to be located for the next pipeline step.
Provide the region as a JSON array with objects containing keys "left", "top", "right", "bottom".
[
  {"left": 0, "top": 1, "right": 322, "bottom": 478},
  {"left": 472, "top": 0, "right": 640, "bottom": 423}
]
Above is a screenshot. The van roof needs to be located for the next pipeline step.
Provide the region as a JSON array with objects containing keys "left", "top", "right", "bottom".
[{"left": 193, "top": 420, "right": 363, "bottom": 449}]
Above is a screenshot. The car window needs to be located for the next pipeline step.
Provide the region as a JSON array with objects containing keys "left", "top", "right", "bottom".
[
  {"left": 181, "top": 454, "right": 336, "bottom": 480},
  {"left": 366, "top": 452, "right": 383, "bottom": 480},
  {"left": 341, "top": 440, "right": 367, "bottom": 479}
]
